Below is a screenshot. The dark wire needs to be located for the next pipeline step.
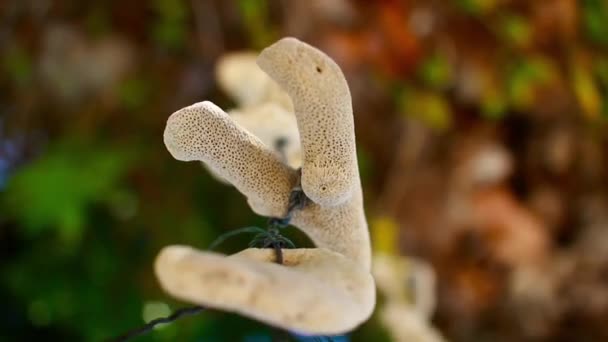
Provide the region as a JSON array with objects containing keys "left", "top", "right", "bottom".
[
  {"left": 105, "top": 306, "right": 205, "bottom": 342},
  {"left": 107, "top": 172, "right": 309, "bottom": 341}
]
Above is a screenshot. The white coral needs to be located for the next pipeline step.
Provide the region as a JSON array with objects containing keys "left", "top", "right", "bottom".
[
  {"left": 206, "top": 52, "right": 300, "bottom": 183},
  {"left": 258, "top": 38, "right": 359, "bottom": 207},
  {"left": 156, "top": 246, "right": 374, "bottom": 335},
  {"left": 157, "top": 37, "right": 373, "bottom": 334},
  {"left": 373, "top": 254, "right": 446, "bottom": 342},
  {"left": 216, "top": 52, "right": 293, "bottom": 111}
]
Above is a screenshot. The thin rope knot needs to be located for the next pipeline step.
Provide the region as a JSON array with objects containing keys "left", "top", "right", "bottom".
[{"left": 263, "top": 169, "right": 309, "bottom": 264}]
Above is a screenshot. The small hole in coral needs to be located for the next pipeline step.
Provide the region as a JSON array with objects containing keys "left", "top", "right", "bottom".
[
  {"left": 321, "top": 186, "right": 327, "bottom": 191},
  {"left": 316, "top": 66, "right": 322, "bottom": 73}
]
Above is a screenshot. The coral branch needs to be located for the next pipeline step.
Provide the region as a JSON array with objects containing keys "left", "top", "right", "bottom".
[
  {"left": 291, "top": 191, "right": 370, "bottom": 270},
  {"left": 257, "top": 38, "right": 359, "bottom": 207},
  {"left": 164, "top": 101, "right": 298, "bottom": 218},
  {"left": 158, "top": 37, "right": 374, "bottom": 334},
  {"left": 155, "top": 246, "right": 375, "bottom": 335}
]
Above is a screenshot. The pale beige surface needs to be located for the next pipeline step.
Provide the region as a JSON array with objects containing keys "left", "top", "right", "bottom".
[
  {"left": 205, "top": 103, "right": 301, "bottom": 184},
  {"left": 216, "top": 51, "right": 293, "bottom": 110},
  {"left": 229, "top": 103, "right": 302, "bottom": 169},
  {"left": 163, "top": 38, "right": 371, "bottom": 269},
  {"left": 156, "top": 246, "right": 375, "bottom": 335},
  {"left": 373, "top": 254, "right": 437, "bottom": 319},
  {"left": 380, "top": 303, "right": 446, "bottom": 342},
  {"left": 373, "top": 254, "right": 446, "bottom": 342},
  {"left": 164, "top": 101, "right": 297, "bottom": 218},
  {"left": 207, "top": 51, "right": 298, "bottom": 184},
  {"left": 159, "top": 37, "right": 373, "bottom": 334},
  {"left": 164, "top": 100, "right": 370, "bottom": 269},
  {"left": 258, "top": 38, "right": 359, "bottom": 207}
]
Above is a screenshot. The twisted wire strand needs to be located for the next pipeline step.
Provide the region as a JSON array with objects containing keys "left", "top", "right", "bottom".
[
  {"left": 105, "top": 306, "right": 206, "bottom": 342},
  {"left": 106, "top": 173, "right": 311, "bottom": 341}
]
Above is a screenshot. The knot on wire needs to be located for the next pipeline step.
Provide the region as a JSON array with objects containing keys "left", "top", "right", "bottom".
[{"left": 210, "top": 169, "right": 309, "bottom": 265}]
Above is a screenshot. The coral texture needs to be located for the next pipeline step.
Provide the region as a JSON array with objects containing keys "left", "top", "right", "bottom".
[
  {"left": 158, "top": 37, "right": 373, "bottom": 334},
  {"left": 206, "top": 52, "right": 300, "bottom": 183},
  {"left": 156, "top": 246, "right": 374, "bottom": 335},
  {"left": 258, "top": 38, "right": 359, "bottom": 207}
]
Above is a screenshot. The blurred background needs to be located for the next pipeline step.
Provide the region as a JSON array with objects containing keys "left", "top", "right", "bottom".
[{"left": 1, "top": 0, "right": 608, "bottom": 341}]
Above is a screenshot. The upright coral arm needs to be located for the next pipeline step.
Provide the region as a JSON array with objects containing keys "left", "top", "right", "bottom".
[
  {"left": 256, "top": 38, "right": 370, "bottom": 270},
  {"left": 257, "top": 38, "right": 359, "bottom": 207}
]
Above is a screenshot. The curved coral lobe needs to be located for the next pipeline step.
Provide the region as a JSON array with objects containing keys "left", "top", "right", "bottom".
[
  {"left": 163, "top": 101, "right": 297, "bottom": 218},
  {"left": 155, "top": 246, "right": 375, "bottom": 335},
  {"left": 257, "top": 38, "right": 359, "bottom": 207},
  {"left": 158, "top": 37, "right": 374, "bottom": 334}
]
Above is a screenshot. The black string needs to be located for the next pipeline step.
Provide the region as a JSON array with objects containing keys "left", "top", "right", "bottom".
[
  {"left": 106, "top": 306, "right": 205, "bottom": 342},
  {"left": 265, "top": 174, "right": 308, "bottom": 264},
  {"left": 107, "top": 171, "right": 310, "bottom": 341}
]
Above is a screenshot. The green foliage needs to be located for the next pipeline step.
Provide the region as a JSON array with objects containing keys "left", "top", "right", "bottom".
[
  {"left": 594, "top": 58, "right": 608, "bottom": 118},
  {"left": 3, "top": 141, "right": 133, "bottom": 244},
  {"left": 399, "top": 87, "right": 452, "bottom": 131},
  {"left": 506, "top": 56, "right": 553, "bottom": 110},
  {"left": 238, "top": 0, "right": 277, "bottom": 49},
  {"left": 455, "top": 0, "right": 498, "bottom": 16},
  {"left": 85, "top": 5, "right": 111, "bottom": 38},
  {"left": 2, "top": 45, "right": 33, "bottom": 87},
  {"left": 3, "top": 235, "right": 143, "bottom": 341},
  {"left": 119, "top": 76, "right": 153, "bottom": 110},
  {"left": 357, "top": 148, "right": 374, "bottom": 184},
  {"left": 418, "top": 53, "right": 453, "bottom": 90},
  {"left": 582, "top": 0, "right": 608, "bottom": 46},
  {"left": 152, "top": 0, "right": 188, "bottom": 50},
  {"left": 497, "top": 14, "right": 532, "bottom": 47},
  {"left": 480, "top": 88, "right": 507, "bottom": 120}
]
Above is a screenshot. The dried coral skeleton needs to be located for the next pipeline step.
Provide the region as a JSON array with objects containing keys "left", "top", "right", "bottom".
[
  {"left": 373, "top": 254, "right": 446, "bottom": 342},
  {"left": 206, "top": 51, "right": 300, "bottom": 184},
  {"left": 157, "top": 37, "right": 374, "bottom": 335}
]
